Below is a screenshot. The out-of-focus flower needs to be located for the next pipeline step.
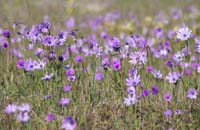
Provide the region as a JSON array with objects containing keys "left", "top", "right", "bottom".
[
  {"left": 61, "top": 116, "right": 77, "bottom": 130},
  {"left": 187, "top": 88, "right": 198, "bottom": 99},
  {"left": 124, "top": 94, "right": 137, "bottom": 106},
  {"left": 4, "top": 104, "right": 18, "bottom": 114},
  {"left": 60, "top": 98, "right": 70, "bottom": 106},
  {"left": 164, "top": 109, "right": 172, "bottom": 117},
  {"left": 45, "top": 113, "right": 55, "bottom": 122}
]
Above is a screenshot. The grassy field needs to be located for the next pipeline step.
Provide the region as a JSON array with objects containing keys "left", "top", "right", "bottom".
[{"left": 1, "top": 0, "right": 200, "bottom": 130}]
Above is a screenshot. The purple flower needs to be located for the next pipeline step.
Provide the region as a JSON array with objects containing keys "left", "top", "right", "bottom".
[
  {"left": 151, "top": 69, "right": 162, "bottom": 79},
  {"left": 166, "top": 71, "right": 181, "bottom": 84},
  {"left": 43, "top": 35, "right": 55, "bottom": 47},
  {"left": 18, "top": 103, "right": 30, "bottom": 112},
  {"left": 60, "top": 98, "right": 70, "bottom": 106},
  {"left": 124, "top": 94, "right": 137, "bottom": 106},
  {"left": 109, "top": 37, "right": 120, "bottom": 51},
  {"left": 24, "top": 58, "right": 38, "bottom": 71},
  {"left": 187, "top": 88, "right": 198, "bottom": 99},
  {"left": 17, "top": 59, "right": 25, "bottom": 69},
  {"left": 61, "top": 116, "right": 77, "bottom": 130},
  {"left": 146, "top": 66, "right": 153, "bottom": 72},
  {"left": 164, "top": 93, "right": 172, "bottom": 102},
  {"left": 184, "top": 69, "right": 191, "bottom": 76},
  {"left": 176, "top": 27, "right": 192, "bottom": 41},
  {"left": 16, "top": 112, "right": 30, "bottom": 122},
  {"left": 129, "top": 51, "right": 147, "bottom": 66},
  {"left": 66, "top": 17, "right": 75, "bottom": 29},
  {"left": 3, "top": 30, "right": 11, "bottom": 38},
  {"left": 4, "top": 104, "right": 18, "bottom": 114},
  {"left": 142, "top": 89, "right": 149, "bottom": 97},
  {"left": 1, "top": 42, "right": 8, "bottom": 49},
  {"left": 127, "top": 87, "right": 136, "bottom": 94},
  {"left": 95, "top": 72, "right": 104, "bottom": 81},
  {"left": 63, "top": 85, "right": 72, "bottom": 92},
  {"left": 126, "top": 74, "right": 140, "bottom": 87},
  {"left": 174, "top": 109, "right": 182, "bottom": 115},
  {"left": 112, "top": 58, "right": 121, "bottom": 71},
  {"left": 164, "top": 109, "right": 172, "bottom": 117},
  {"left": 45, "top": 113, "right": 55, "bottom": 122},
  {"left": 74, "top": 55, "right": 83, "bottom": 63},
  {"left": 151, "top": 85, "right": 159, "bottom": 95}
]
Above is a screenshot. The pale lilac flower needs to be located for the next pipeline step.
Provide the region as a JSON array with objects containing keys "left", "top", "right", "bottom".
[
  {"left": 187, "top": 88, "right": 198, "bottom": 99},
  {"left": 16, "top": 112, "right": 30, "bottom": 122},
  {"left": 95, "top": 72, "right": 104, "bottom": 81},
  {"left": 124, "top": 94, "right": 137, "bottom": 106},
  {"left": 174, "top": 109, "right": 182, "bottom": 115},
  {"left": 166, "top": 71, "right": 181, "bottom": 84},
  {"left": 164, "top": 93, "right": 172, "bottom": 102},
  {"left": 43, "top": 35, "right": 55, "bottom": 47},
  {"left": 176, "top": 27, "right": 192, "bottom": 41},
  {"left": 164, "top": 109, "right": 172, "bottom": 117},
  {"left": 4, "top": 104, "right": 18, "bottom": 114},
  {"left": 24, "top": 58, "right": 38, "bottom": 71},
  {"left": 127, "top": 87, "right": 136, "bottom": 94},
  {"left": 173, "top": 51, "right": 184, "bottom": 62},
  {"left": 35, "top": 60, "right": 46, "bottom": 70},
  {"left": 60, "top": 98, "right": 70, "bottom": 106},
  {"left": 126, "top": 74, "right": 140, "bottom": 87},
  {"left": 18, "top": 103, "right": 30, "bottom": 112},
  {"left": 63, "top": 85, "right": 72, "bottom": 92},
  {"left": 151, "top": 69, "right": 162, "bottom": 79},
  {"left": 129, "top": 51, "right": 147, "bottom": 65},
  {"left": 61, "top": 116, "right": 77, "bottom": 130}
]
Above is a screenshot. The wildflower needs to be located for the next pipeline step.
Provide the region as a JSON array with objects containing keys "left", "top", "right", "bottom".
[
  {"left": 74, "top": 55, "right": 83, "bottom": 63},
  {"left": 60, "top": 98, "right": 70, "bottom": 106},
  {"left": 18, "top": 103, "right": 30, "bottom": 112},
  {"left": 146, "top": 66, "right": 153, "bottom": 72},
  {"left": 16, "top": 112, "right": 30, "bottom": 122},
  {"left": 164, "top": 109, "right": 172, "bottom": 117},
  {"left": 24, "top": 58, "right": 38, "bottom": 71},
  {"left": 4, "top": 104, "right": 18, "bottom": 114},
  {"left": 45, "top": 113, "right": 55, "bottom": 122},
  {"left": 166, "top": 71, "right": 181, "bottom": 84},
  {"left": 61, "top": 116, "right": 77, "bottom": 130},
  {"left": 129, "top": 51, "right": 147, "bottom": 66},
  {"left": 164, "top": 93, "right": 172, "bottom": 102},
  {"left": 142, "top": 89, "right": 149, "bottom": 97},
  {"left": 176, "top": 27, "right": 192, "bottom": 41},
  {"left": 112, "top": 58, "right": 121, "bottom": 71},
  {"left": 151, "top": 85, "right": 159, "bottom": 95},
  {"left": 17, "top": 59, "right": 25, "bottom": 69},
  {"left": 63, "top": 85, "right": 72, "bottom": 92},
  {"left": 95, "top": 72, "right": 104, "bottom": 81},
  {"left": 124, "top": 94, "right": 137, "bottom": 106},
  {"left": 174, "top": 109, "right": 182, "bottom": 115},
  {"left": 187, "top": 88, "right": 198, "bottom": 99},
  {"left": 127, "top": 87, "right": 136, "bottom": 94},
  {"left": 43, "top": 35, "right": 55, "bottom": 47},
  {"left": 3, "top": 29, "right": 11, "bottom": 38},
  {"left": 126, "top": 74, "right": 140, "bottom": 87},
  {"left": 151, "top": 69, "right": 162, "bottom": 79}
]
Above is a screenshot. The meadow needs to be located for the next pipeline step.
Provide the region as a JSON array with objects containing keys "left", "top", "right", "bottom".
[{"left": 1, "top": 0, "right": 200, "bottom": 130}]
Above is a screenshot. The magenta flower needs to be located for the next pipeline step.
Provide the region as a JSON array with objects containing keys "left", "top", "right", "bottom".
[
  {"left": 16, "top": 59, "right": 25, "bottom": 69},
  {"left": 45, "top": 113, "right": 55, "bottom": 122}
]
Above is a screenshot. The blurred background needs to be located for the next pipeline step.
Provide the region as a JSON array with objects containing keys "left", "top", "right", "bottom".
[{"left": 0, "top": 0, "right": 200, "bottom": 28}]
